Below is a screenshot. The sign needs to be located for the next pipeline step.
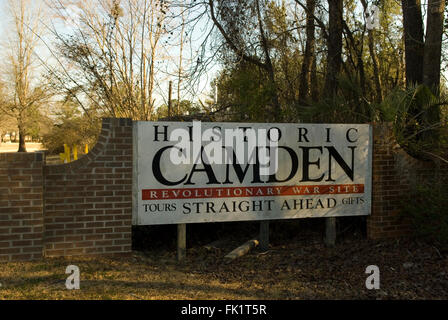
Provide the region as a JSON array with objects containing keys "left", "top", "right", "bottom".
[{"left": 132, "top": 121, "right": 372, "bottom": 225}]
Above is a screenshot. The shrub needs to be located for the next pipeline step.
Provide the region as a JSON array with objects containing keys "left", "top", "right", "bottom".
[
  {"left": 403, "top": 180, "right": 448, "bottom": 246},
  {"left": 42, "top": 105, "right": 101, "bottom": 155},
  {"left": 294, "top": 75, "right": 380, "bottom": 124},
  {"left": 379, "top": 85, "right": 448, "bottom": 160}
]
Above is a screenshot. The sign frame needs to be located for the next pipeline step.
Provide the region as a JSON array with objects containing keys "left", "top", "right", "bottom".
[{"left": 132, "top": 121, "right": 373, "bottom": 226}]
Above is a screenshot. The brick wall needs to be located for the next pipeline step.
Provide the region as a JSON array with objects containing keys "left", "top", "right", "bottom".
[
  {"left": 44, "top": 118, "right": 133, "bottom": 257},
  {"left": 0, "top": 119, "right": 445, "bottom": 261},
  {"left": 367, "top": 123, "right": 447, "bottom": 239},
  {"left": 0, "top": 118, "right": 133, "bottom": 261},
  {"left": 0, "top": 152, "right": 44, "bottom": 261}
]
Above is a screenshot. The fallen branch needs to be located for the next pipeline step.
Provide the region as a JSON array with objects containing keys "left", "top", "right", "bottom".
[{"left": 224, "top": 239, "right": 259, "bottom": 263}]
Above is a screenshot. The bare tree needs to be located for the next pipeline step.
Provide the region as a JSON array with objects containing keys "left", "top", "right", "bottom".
[
  {"left": 0, "top": 82, "right": 18, "bottom": 144},
  {"left": 0, "top": 0, "right": 48, "bottom": 152},
  {"left": 176, "top": 2, "right": 185, "bottom": 115},
  {"left": 45, "top": 0, "right": 170, "bottom": 120}
]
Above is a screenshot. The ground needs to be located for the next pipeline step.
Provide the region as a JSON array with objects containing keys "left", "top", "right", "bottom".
[
  {"left": 0, "top": 142, "right": 43, "bottom": 153},
  {"left": 0, "top": 142, "right": 446, "bottom": 299},
  {"left": 0, "top": 236, "right": 446, "bottom": 300},
  {"left": 0, "top": 142, "right": 69, "bottom": 164}
]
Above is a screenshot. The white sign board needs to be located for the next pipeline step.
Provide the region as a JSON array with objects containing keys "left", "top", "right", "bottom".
[{"left": 133, "top": 121, "right": 372, "bottom": 225}]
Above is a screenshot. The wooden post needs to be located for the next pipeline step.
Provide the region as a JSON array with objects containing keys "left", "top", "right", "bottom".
[
  {"left": 177, "top": 223, "right": 186, "bottom": 262},
  {"left": 325, "top": 217, "right": 336, "bottom": 247},
  {"left": 168, "top": 80, "right": 185, "bottom": 261},
  {"left": 259, "top": 221, "right": 269, "bottom": 251},
  {"left": 168, "top": 81, "right": 172, "bottom": 117}
]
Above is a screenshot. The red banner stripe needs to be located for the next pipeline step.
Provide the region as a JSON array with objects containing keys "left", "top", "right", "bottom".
[{"left": 142, "top": 184, "right": 364, "bottom": 200}]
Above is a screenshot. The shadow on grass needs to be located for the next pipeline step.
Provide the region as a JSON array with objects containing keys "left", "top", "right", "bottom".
[{"left": 1, "top": 275, "right": 278, "bottom": 299}]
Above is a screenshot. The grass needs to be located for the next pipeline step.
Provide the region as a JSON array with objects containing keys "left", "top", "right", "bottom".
[
  {"left": 0, "top": 253, "right": 273, "bottom": 300},
  {"left": 1, "top": 236, "right": 447, "bottom": 300}
]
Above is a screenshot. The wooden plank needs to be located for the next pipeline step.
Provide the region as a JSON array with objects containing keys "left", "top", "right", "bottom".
[
  {"left": 224, "top": 239, "right": 259, "bottom": 262},
  {"left": 259, "top": 221, "right": 269, "bottom": 251},
  {"left": 324, "top": 217, "right": 336, "bottom": 247},
  {"left": 177, "top": 223, "right": 186, "bottom": 262}
]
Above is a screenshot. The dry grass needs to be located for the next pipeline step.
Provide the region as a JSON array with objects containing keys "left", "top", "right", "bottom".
[
  {"left": 0, "top": 253, "right": 271, "bottom": 300},
  {"left": 0, "top": 238, "right": 447, "bottom": 300}
]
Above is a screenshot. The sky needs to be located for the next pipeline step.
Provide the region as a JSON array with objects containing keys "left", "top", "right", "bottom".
[{"left": 0, "top": 0, "right": 220, "bottom": 111}]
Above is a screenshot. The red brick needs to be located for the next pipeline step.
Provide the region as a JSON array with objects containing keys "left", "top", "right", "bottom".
[{"left": 2, "top": 119, "right": 132, "bottom": 261}]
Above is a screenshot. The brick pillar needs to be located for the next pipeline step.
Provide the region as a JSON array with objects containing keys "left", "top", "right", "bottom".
[
  {"left": 0, "top": 152, "right": 45, "bottom": 261},
  {"left": 367, "top": 123, "right": 412, "bottom": 239}
]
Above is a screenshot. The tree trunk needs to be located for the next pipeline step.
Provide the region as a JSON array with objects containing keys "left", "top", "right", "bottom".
[
  {"left": 17, "top": 121, "right": 27, "bottom": 152},
  {"left": 298, "top": 0, "right": 316, "bottom": 103},
  {"left": 401, "top": 0, "right": 424, "bottom": 87},
  {"left": 368, "top": 30, "right": 383, "bottom": 102},
  {"left": 423, "top": 0, "right": 445, "bottom": 95},
  {"left": 255, "top": 0, "right": 281, "bottom": 121},
  {"left": 311, "top": 53, "right": 319, "bottom": 101},
  {"left": 361, "top": 0, "right": 383, "bottom": 102},
  {"left": 342, "top": 20, "right": 366, "bottom": 97},
  {"left": 422, "top": 0, "right": 445, "bottom": 140},
  {"left": 324, "top": 0, "right": 343, "bottom": 97}
]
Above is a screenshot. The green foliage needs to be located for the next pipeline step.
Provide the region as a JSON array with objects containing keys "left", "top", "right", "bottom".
[
  {"left": 42, "top": 102, "right": 100, "bottom": 154},
  {"left": 294, "top": 75, "right": 379, "bottom": 123},
  {"left": 214, "top": 63, "right": 277, "bottom": 122},
  {"left": 379, "top": 85, "right": 448, "bottom": 159},
  {"left": 153, "top": 100, "right": 203, "bottom": 120},
  {"left": 387, "top": 86, "right": 448, "bottom": 245},
  {"left": 25, "top": 105, "right": 49, "bottom": 140},
  {"left": 403, "top": 180, "right": 448, "bottom": 245},
  {"left": 212, "top": 0, "right": 407, "bottom": 123}
]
